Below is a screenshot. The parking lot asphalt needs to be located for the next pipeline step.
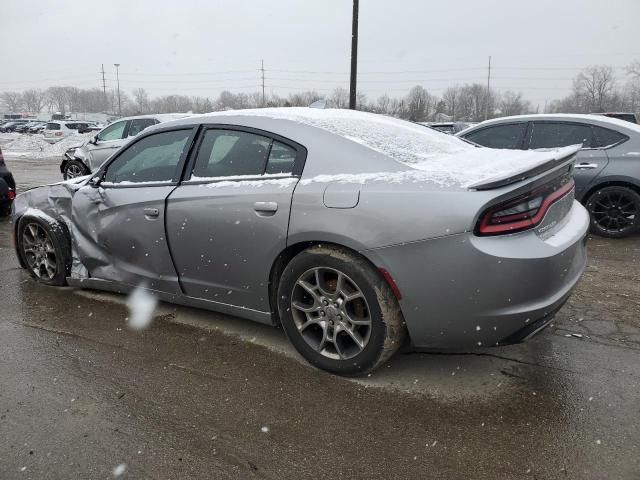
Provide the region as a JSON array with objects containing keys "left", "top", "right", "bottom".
[{"left": 1, "top": 155, "right": 639, "bottom": 479}]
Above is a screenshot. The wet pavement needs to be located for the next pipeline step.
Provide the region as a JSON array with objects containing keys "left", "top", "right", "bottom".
[{"left": 1, "top": 155, "right": 639, "bottom": 479}]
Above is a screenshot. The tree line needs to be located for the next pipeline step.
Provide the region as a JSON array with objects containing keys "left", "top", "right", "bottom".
[{"left": 2, "top": 62, "right": 639, "bottom": 122}]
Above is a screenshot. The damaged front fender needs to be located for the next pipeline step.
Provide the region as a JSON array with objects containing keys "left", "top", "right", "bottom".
[{"left": 12, "top": 176, "right": 91, "bottom": 279}]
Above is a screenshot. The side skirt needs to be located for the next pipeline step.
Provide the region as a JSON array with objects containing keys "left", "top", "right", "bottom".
[{"left": 66, "top": 277, "right": 274, "bottom": 325}]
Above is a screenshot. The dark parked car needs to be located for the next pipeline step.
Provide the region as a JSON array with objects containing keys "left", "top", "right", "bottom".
[
  {"left": 594, "top": 112, "right": 639, "bottom": 124},
  {"left": 422, "top": 122, "right": 472, "bottom": 134},
  {"left": 457, "top": 114, "right": 640, "bottom": 238},
  {"left": 0, "top": 146, "right": 16, "bottom": 216}
]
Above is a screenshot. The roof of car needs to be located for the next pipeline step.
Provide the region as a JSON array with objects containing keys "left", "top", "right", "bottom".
[
  {"left": 459, "top": 113, "right": 640, "bottom": 136},
  {"left": 110, "top": 113, "right": 193, "bottom": 123}
]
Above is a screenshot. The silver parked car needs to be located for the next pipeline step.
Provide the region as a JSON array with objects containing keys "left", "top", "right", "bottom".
[
  {"left": 13, "top": 108, "right": 588, "bottom": 375},
  {"left": 458, "top": 114, "right": 640, "bottom": 237},
  {"left": 60, "top": 114, "right": 190, "bottom": 180}
]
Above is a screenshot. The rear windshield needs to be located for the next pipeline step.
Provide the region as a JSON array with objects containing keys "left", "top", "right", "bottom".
[{"left": 46, "top": 123, "right": 61, "bottom": 130}]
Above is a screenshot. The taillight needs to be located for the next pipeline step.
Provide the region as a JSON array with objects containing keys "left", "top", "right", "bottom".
[
  {"left": 476, "top": 177, "right": 575, "bottom": 236},
  {"left": 7, "top": 189, "right": 16, "bottom": 200},
  {"left": 55, "top": 132, "right": 63, "bottom": 136}
]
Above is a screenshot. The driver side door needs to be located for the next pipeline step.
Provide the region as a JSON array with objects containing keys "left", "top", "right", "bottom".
[{"left": 72, "top": 127, "right": 196, "bottom": 293}]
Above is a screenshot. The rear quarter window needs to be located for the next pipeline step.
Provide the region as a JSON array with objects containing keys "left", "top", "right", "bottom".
[{"left": 592, "top": 126, "right": 628, "bottom": 148}]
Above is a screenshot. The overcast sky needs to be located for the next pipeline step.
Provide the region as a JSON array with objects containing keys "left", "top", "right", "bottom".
[{"left": 1, "top": 0, "right": 639, "bottom": 107}]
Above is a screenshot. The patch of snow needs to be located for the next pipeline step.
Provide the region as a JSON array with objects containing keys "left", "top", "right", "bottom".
[{"left": 3, "top": 133, "right": 93, "bottom": 159}]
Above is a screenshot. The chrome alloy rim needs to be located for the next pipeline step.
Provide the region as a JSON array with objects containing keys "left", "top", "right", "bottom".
[
  {"left": 291, "top": 267, "right": 372, "bottom": 360},
  {"left": 22, "top": 223, "right": 57, "bottom": 280}
]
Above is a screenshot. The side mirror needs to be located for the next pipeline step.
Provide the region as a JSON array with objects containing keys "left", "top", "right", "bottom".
[
  {"left": 89, "top": 136, "right": 98, "bottom": 145},
  {"left": 89, "top": 176, "right": 101, "bottom": 187}
]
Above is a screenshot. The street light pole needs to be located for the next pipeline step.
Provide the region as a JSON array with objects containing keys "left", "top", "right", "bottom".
[
  {"left": 349, "top": 0, "right": 359, "bottom": 110},
  {"left": 114, "top": 63, "right": 121, "bottom": 116}
]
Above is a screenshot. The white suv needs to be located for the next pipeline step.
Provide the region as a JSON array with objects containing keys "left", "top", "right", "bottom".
[{"left": 43, "top": 121, "right": 98, "bottom": 143}]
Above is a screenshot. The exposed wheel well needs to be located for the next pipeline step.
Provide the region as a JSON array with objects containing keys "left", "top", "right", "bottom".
[
  {"left": 268, "top": 241, "right": 377, "bottom": 326},
  {"left": 581, "top": 181, "right": 640, "bottom": 205}
]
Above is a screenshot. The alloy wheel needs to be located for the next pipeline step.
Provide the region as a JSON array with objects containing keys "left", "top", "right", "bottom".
[
  {"left": 22, "top": 223, "right": 57, "bottom": 280},
  {"left": 589, "top": 189, "right": 638, "bottom": 236},
  {"left": 290, "top": 267, "right": 372, "bottom": 360}
]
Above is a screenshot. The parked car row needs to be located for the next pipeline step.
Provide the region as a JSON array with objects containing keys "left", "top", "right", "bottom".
[{"left": 0, "top": 145, "right": 16, "bottom": 216}]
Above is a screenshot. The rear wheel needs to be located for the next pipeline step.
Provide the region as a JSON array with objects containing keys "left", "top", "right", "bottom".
[
  {"left": 277, "top": 245, "right": 406, "bottom": 376},
  {"left": 63, "top": 159, "right": 90, "bottom": 180},
  {"left": 585, "top": 186, "right": 640, "bottom": 238},
  {"left": 17, "top": 216, "right": 71, "bottom": 286}
]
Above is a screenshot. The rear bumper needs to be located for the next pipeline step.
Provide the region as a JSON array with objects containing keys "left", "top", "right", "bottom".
[{"left": 364, "top": 201, "right": 589, "bottom": 350}]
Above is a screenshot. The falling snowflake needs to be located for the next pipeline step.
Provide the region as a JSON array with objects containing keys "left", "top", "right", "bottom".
[
  {"left": 113, "top": 463, "right": 127, "bottom": 477},
  {"left": 126, "top": 285, "right": 158, "bottom": 330}
]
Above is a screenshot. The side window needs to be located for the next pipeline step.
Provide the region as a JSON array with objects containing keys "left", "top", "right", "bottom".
[
  {"left": 97, "top": 121, "right": 127, "bottom": 142},
  {"left": 103, "top": 129, "right": 191, "bottom": 184},
  {"left": 592, "top": 126, "right": 628, "bottom": 148},
  {"left": 266, "top": 141, "right": 297, "bottom": 174},
  {"left": 529, "top": 122, "right": 592, "bottom": 149},
  {"left": 191, "top": 130, "right": 270, "bottom": 178},
  {"left": 464, "top": 123, "right": 526, "bottom": 149},
  {"left": 128, "top": 118, "right": 158, "bottom": 138}
]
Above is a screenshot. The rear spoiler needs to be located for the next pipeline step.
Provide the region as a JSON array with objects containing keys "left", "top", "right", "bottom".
[{"left": 468, "top": 145, "right": 581, "bottom": 191}]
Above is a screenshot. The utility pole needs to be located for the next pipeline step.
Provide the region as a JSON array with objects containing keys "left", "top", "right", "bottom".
[
  {"left": 114, "top": 63, "right": 121, "bottom": 116},
  {"left": 261, "top": 59, "right": 265, "bottom": 106},
  {"left": 485, "top": 55, "right": 491, "bottom": 120},
  {"left": 349, "top": 0, "right": 359, "bottom": 110},
  {"left": 101, "top": 64, "right": 107, "bottom": 111}
]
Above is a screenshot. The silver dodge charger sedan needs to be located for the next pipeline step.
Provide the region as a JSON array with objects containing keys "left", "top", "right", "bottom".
[{"left": 12, "top": 108, "right": 589, "bottom": 375}]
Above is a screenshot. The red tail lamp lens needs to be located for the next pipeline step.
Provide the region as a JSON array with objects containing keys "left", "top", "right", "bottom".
[{"left": 477, "top": 178, "right": 575, "bottom": 236}]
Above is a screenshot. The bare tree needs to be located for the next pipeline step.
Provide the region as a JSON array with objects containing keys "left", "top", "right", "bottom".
[
  {"left": 406, "top": 86, "right": 431, "bottom": 122},
  {"left": 574, "top": 65, "right": 615, "bottom": 112},
  {"left": 46, "top": 87, "right": 69, "bottom": 114},
  {"left": 1, "top": 91, "right": 23, "bottom": 112},
  {"left": 499, "top": 91, "right": 532, "bottom": 117},
  {"left": 22, "top": 89, "right": 46, "bottom": 114},
  {"left": 442, "top": 86, "right": 461, "bottom": 120},
  {"left": 132, "top": 88, "right": 150, "bottom": 114},
  {"left": 329, "top": 87, "right": 349, "bottom": 109}
]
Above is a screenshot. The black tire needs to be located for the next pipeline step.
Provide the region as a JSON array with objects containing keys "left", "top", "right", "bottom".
[
  {"left": 0, "top": 201, "right": 11, "bottom": 217},
  {"left": 585, "top": 186, "right": 640, "bottom": 238},
  {"left": 63, "top": 159, "right": 90, "bottom": 180},
  {"left": 16, "top": 215, "right": 72, "bottom": 286},
  {"left": 277, "top": 245, "right": 406, "bottom": 376}
]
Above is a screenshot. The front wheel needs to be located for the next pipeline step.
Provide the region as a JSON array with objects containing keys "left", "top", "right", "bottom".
[
  {"left": 585, "top": 186, "right": 640, "bottom": 238},
  {"left": 17, "top": 216, "right": 71, "bottom": 286},
  {"left": 63, "top": 159, "right": 90, "bottom": 180},
  {"left": 277, "top": 245, "right": 406, "bottom": 376}
]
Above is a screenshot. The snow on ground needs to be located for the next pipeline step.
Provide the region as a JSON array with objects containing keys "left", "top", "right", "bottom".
[{"left": 2, "top": 133, "right": 92, "bottom": 158}]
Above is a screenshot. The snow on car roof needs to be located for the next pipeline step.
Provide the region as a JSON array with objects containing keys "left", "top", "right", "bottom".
[{"left": 205, "top": 107, "right": 473, "bottom": 164}]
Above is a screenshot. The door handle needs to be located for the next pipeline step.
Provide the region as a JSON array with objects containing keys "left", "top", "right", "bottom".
[
  {"left": 144, "top": 207, "right": 160, "bottom": 218},
  {"left": 253, "top": 201, "right": 278, "bottom": 215},
  {"left": 575, "top": 163, "right": 598, "bottom": 169}
]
